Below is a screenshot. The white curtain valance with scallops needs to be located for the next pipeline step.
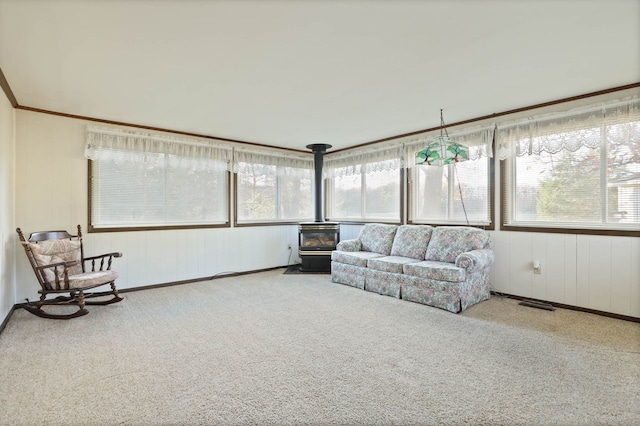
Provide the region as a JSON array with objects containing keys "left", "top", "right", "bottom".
[
  {"left": 232, "top": 146, "right": 314, "bottom": 178},
  {"left": 324, "top": 142, "right": 404, "bottom": 178},
  {"left": 495, "top": 96, "right": 640, "bottom": 160},
  {"left": 84, "top": 126, "right": 233, "bottom": 171}
]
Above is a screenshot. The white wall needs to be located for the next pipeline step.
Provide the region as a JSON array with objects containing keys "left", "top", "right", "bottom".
[
  {"left": 491, "top": 231, "right": 640, "bottom": 317},
  {"left": 14, "top": 110, "right": 300, "bottom": 304},
  {"left": 0, "top": 92, "right": 16, "bottom": 323}
]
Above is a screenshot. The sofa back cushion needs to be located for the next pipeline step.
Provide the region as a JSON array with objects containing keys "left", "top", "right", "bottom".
[
  {"left": 425, "top": 226, "right": 489, "bottom": 263},
  {"left": 390, "top": 225, "right": 433, "bottom": 260},
  {"left": 359, "top": 224, "right": 398, "bottom": 255}
]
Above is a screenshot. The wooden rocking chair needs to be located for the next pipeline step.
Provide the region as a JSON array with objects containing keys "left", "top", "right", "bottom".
[{"left": 17, "top": 225, "right": 124, "bottom": 319}]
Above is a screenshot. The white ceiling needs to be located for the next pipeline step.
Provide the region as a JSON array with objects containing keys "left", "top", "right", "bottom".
[{"left": 1, "top": 0, "right": 638, "bottom": 152}]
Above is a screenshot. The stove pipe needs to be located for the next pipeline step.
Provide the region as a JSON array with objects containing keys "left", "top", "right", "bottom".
[{"left": 306, "top": 144, "right": 332, "bottom": 222}]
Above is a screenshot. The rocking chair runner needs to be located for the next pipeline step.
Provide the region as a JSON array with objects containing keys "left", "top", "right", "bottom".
[{"left": 17, "top": 225, "right": 124, "bottom": 319}]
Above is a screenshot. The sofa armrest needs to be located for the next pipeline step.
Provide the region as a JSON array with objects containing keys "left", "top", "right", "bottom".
[
  {"left": 455, "top": 249, "right": 495, "bottom": 272},
  {"left": 336, "top": 239, "right": 362, "bottom": 252}
]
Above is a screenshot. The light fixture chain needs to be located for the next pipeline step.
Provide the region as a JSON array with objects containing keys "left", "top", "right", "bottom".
[
  {"left": 440, "top": 109, "right": 450, "bottom": 138},
  {"left": 453, "top": 162, "right": 469, "bottom": 226}
]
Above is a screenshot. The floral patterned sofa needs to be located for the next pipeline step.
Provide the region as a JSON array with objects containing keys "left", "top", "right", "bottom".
[{"left": 330, "top": 224, "right": 495, "bottom": 313}]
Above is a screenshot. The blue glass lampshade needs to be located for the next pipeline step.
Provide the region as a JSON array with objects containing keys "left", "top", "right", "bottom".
[{"left": 416, "top": 136, "right": 469, "bottom": 166}]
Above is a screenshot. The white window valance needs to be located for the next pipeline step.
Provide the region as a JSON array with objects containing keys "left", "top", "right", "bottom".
[
  {"left": 496, "top": 95, "right": 640, "bottom": 160},
  {"left": 85, "top": 126, "right": 233, "bottom": 171},
  {"left": 232, "top": 146, "right": 314, "bottom": 178},
  {"left": 404, "top": 125, "right": 495, "bottom": 170},
  {"left": 324, "top": 142, "right": 404, "bottom": 178}
]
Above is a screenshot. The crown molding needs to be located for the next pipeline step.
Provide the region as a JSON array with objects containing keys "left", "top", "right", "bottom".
[{"left": 0, "top": 67, "right": 18, "bottom": 107}]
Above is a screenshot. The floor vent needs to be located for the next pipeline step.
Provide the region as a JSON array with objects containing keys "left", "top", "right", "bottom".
[{"left": 518, "top": 300, "right": 556, "bottom": 311}]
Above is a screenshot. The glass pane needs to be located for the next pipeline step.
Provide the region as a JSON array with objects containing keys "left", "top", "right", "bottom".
[
  {"left": 413, "top": 156, "right": 490, "bottom": 223},
  {"left": 332, "top": 172, "right": 362, "bottom": 219},
  {"left": 237, "top": 164, "right": 277, "bottom": 220},
  {"left": 414, "top": 165, "right": 447, "bottom": 220},
  {"left": 364, "top": 168, "right": 400, "bottom": 220},
  {"left": 92, "top": 153, "right": 228, "bottom": 227},
  {"left": 93, "top": 152, "right": 166, "bottom": 225},
  {"left": 279, "top": 169, "right": 313, "bottom": 220},
  {"left": 606, "top": 121, "right": 640, "bottom": 225},
  {"left": 514, "top": 146, "right": 601, "bottom": 223},
  {"left": 453, "top": 159, "right": 489, "bottom": 222},
  {"left": 166, "top": 163, "right": 227, "bottom": 223}
]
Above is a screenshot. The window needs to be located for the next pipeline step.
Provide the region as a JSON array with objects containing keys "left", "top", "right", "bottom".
[
  {"left": 407, "top": 127, "right": 494, "bottom": 226},
  {"left": 327, "top": 155, "right": 402, "bottom": 222},
  {"left": 499, "top": 96, "right": 640, "bottom": 234},
  {"left": 86, "top": 126, "right": 231, "bottom": 231},
  {"left": 234, "top": 148, "right": 313, "bottom": 224},
  {"left": 411, "top": 154, "right": 491, "bottom": 225}
]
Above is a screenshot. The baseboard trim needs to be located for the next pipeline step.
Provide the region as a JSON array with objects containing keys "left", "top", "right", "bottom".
[
  {"left": 118, "top": 266, "right": 287, "bottom": 294},
  {"left": 491, "top": 291, "right": 640, "bottom": 323},
  {"left": 0, "top": 305, "right": 17, "bottom": 335}
]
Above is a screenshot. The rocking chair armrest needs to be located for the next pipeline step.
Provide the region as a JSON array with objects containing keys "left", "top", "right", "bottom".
[
  {"left": 35, "top": 260, "right": 77, "bottom": 289},
  {"left": 35, "top": 260, "right": 79, "bottom": 272},
  {"left": 83, "top": 252, "right": 122, "bottom": 262},
  {"left": 83, "top": 252, "right": 122, "bottom": 272}
]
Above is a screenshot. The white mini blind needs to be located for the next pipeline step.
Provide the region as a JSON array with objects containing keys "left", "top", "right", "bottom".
[
  {"left": 499, "top": 96, "right": 640, "bottom": 230},
  {"left": 86, "top": 126, "right": 232, "bottom": 228},
  {"left": 233, "top": 146, "right": 314, "bottom": 222},
  {"left": 407, "top": 125, "right": 495, "bottom": 225},
  {"left": 325, "top": 141, "right": 403, "bottom": 221}
]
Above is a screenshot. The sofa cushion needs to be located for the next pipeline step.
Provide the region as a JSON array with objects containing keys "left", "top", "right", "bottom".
[
  {"left": 367, "top": 256, "right": 419, "bottom": 274},
  {"left": 331, "top": 250, "right": 385, "bottom": 268},
  {"left": 359, "top": 223, "right": 398, "bottom": 255},
  {"left": 425, "top": 226, "right": 489, "bottom": 263},
  {"left": 390, "top": 225, "right": 433, "bottom": 259},
  {"left": 403, "top": 260, "right": 466, "bottom": 283}
]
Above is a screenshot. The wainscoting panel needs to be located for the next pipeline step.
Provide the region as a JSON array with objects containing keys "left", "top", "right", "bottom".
[
  {"left": 631, "top": 239, "right": 640, "bottom": 318},
  {"left": 478, "top": 229, "right": 637, "bottom": 317},
  {"left": 561, "top": 234, "right": 578, "bottom": 306},
  {"left": 610, "top": 237, "right": 632, "bottom": 317},
  {"left": 581, "top": 235, "right": 612, "bottom": 313},
  {"left": 575, "top": 235, "right": 591, "bottom": 309},
  {"left": 506, "top": 232, "right": 534, "bottom": 297},
  {"left": 490, "top": 230, "right": 509, "bottom": 293},
  {"left": 531, "top": 232, "right": 548, "bottom": 301}
]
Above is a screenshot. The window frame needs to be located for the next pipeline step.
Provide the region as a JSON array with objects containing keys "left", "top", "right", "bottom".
[
  {"left": 325, "top": 160, "right": 403, "bottom": 224},
  {"left": 87, "top": 160, "right": 231, "bottom": 233},
  {"left": 499, "top": 98, "right": 640, "bottom": 237},
  {"left": 500, "top": 159, "right": 640, "bottom": 237},
  {"left": 233, "top": 166, "right": 314, "bottom": 227},
  {"left": 407, "top": 156, "right": 495, "bottom": 229}
]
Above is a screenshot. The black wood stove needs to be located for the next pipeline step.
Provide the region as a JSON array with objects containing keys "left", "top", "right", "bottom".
[{"left": 298, "top": 144, "right": 339, "bottom": 272}]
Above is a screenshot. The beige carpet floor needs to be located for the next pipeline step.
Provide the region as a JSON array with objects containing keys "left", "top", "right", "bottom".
[{"left": 0, "top": 268, "right": 638, "bottom": 425}]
